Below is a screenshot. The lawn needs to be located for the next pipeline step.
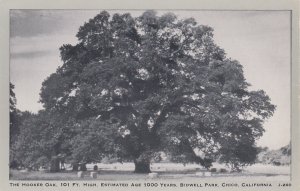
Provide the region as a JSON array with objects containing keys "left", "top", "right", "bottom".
[{"left": 9, "top": 162, "right": 290, "bottom": 181}]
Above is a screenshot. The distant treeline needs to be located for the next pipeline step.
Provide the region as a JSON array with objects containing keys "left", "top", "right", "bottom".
[{"left": 256, "top": 143, "right": 291, "bottom": 166}]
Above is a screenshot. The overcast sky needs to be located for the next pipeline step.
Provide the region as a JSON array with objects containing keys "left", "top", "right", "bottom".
[{"left": 10, "top": 10, "right": 291, "bottom": 150}]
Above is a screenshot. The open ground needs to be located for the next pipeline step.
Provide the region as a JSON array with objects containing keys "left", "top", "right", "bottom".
[{"left": 10, "top": 162, "right": 290, "bottom": 181}]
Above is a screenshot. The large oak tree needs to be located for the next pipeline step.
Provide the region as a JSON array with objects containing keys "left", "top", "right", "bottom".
[{"left": 38, "top": 11, "right": 275, "bottom": 173}]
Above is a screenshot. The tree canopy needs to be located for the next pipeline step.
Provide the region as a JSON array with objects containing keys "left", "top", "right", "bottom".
[{"left": 17, "top": 10, "right": 275, "bottom": 173}]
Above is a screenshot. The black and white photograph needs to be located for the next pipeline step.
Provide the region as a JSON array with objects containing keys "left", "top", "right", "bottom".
[{"left": 1, "top": 1, "right": 297, "bottom": 189}]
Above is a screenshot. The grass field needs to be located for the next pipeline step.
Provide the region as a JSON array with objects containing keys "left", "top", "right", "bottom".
[{"left": 10, "top": 162, "right": 290, "bottom": 181}]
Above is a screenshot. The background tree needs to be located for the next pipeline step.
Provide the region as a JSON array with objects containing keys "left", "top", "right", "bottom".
[
  {"left": 9, "top": 83, "right": 27, "bottom": 168},
  {"left": 13, "top": 110, "right": 74, "bottom": 171},
  {"left": 10, "top": 83, "right": 18, "bottom": 145},
  {"left": 9, "top": 83, "right": 18, "bottom": 168},
  {"left": 39, "top": 10, "right": 275, "bottom": 173}
]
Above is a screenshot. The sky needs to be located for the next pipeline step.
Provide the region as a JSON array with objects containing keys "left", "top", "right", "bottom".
[{"left": 10, "top": 10, "right": 291, "bottom": 150}]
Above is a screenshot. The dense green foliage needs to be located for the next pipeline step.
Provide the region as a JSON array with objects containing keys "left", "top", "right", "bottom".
[{"left": 13, "top": 11, "right": 275, "bottom": 173}]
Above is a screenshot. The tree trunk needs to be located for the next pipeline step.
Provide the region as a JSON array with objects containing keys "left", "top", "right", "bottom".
[
  {"left": 72, "top": 163, "right": 79, "bottom": 171},
  {"left": 50, "top": 158, "right": 60, "bottom": 172},
  {"left": 134, "top": 160, "right": 151, "bottom": 173},
  {"left": 79, "top": 163, "right": 87, "bottom": 171}
]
